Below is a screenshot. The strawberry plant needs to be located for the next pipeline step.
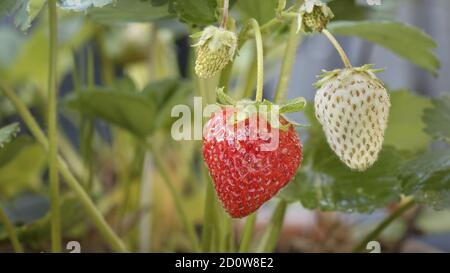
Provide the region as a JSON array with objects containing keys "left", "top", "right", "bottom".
[{"left": 0, "top": 0, "right": 449, "bottom": 254}]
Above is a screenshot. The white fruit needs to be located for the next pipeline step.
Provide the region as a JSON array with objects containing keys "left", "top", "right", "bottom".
[{"left": 314, "top": 65, "right": 391, "bottom": 171}]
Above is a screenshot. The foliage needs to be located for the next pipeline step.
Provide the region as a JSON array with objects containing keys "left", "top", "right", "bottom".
[{"left": 0, "top": 0, "right": 448, "bottom": 253}]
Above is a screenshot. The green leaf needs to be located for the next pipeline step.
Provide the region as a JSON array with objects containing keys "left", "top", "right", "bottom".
[
  {"left": 0, "top": 136, "right": 33, "bottom": 166},
  {"left": 0, "top": 0, "right": 46, "bottom": 31},
  {"left": 423, "top": 96, "right": 450, "bottom": 144},
  {"left": 169, "top": 0, "right": 217, "bottom": 27},
  {"left": 64, "top": 78, "right": 184, "bottom": 137},
  {"left": 0, "top": 195, "right": 88, "bottom": 243},
  {"left": 328, "top": 21, "right": 440, "bottom": 75},
  {"left": 0, "top": 26, "right": 25, "bottom": 69},
  {"left": 8, "top": 17, "right": 94, "bottom": 90},
  {"left": 237, "top": 0, "right": 278, "bottom": 24},
  {"left": 279, "top": 97, "right": 307, "bottom": 114},
  {"left": 87, "top": 0, "right": 171, "bottom": 24},
  {"left": 65, "top": 81, "right": 156, "bottom": 137},
  {"left": 58, "top": 0, "right": 113, "bottom": 11},
  {"left": 0, "top": 0, "right": 16, "bottom": 17},
  {"left": 400, "top": 148, "right": 450, "bottom": 210},
  {"left": 0, "top": 123, "right": 20, "bottom": 148},
  {"left": 142, "top": 79, "right": 191, "bottom": 131},
  {"left": 279, "top": 105, "right": 404, "bottom": 213},
  {"left": 384, "top": 90, "right": 432, "bottom": 153},
  {"left": 0, "top": 143, "right": 46, "bottom": 197},
  {"left": 329, "top": 0, "right": 397, "bottom": 21}
]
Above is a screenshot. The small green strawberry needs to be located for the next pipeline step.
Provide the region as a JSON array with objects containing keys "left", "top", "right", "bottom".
[
  {"left": 192, "top": 26, "right": 237, "bottom": 79},
  {"left": 314, "top": 65, "right": 391, "bottom": 171},
  {"left": 297, "top": 0, "right": 334, "bottom": 33}
]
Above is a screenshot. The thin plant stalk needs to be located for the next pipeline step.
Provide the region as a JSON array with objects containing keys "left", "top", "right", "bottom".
[
  {"left": 0, "top": 81, "right": 128, "bottom": 252},
  {"left": 352, "top": 199, "right": 416, "bottom": 253},
  {"left": 201, "top": 167, "right": 216, "bottom": 252},
  {"left": 138, "top": 152, "right": 154, "bottom": 252},
  {"left": 248, "top": 18, "right": 264, "bottom": 102},
  {"left": 220, "top": 0, "right": 230, "bottom": 28},
  {"left": 47, "top": 0, "right": 62, "bottom": 252},
  {"left": 322, "top": 29, "right": 353, "bottom": 69},
  {"left": 0, "top": 206, "right": 24, "bottom": 253},
  {"left": 81, "top": 46, "right": 95, "bottom": 190},
  {"left": 257, "top": 200, "right": 287, "bottom": 252},
  {"left": 239, "top": 213, "right": 257, "bottom": 253},
  {"left": 274, "top": 18, "right": 303, "bottom": 102}
]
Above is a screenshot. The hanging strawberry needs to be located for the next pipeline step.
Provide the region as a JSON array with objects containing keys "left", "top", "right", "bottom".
[
  {"left": 297, "top": 0, "right": 334, "bottom": 33},
  {"left": 192, "top": 26, "right": 238, "bottom": 79},
  {"left": 314, "top": 65, "right": 391, "bottom": 171},
  {"left": 202, "top": 89, "right": 305, "bottom": 218},
  {"left": 200, "top": 15, "right": 306, "bottom": 218}
]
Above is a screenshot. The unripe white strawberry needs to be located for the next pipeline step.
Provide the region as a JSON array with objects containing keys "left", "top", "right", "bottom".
[
  {"left": 192, "top": 26, "right": 237, "bottom": 79},
  {"left": 314, "top": 65, "right": 390, "bottom": 171},
  {"left": 297, "top": 0, "right": 334, "bottom": 33}
]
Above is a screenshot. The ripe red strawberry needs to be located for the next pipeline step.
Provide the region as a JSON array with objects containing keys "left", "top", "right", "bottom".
[{"left": 202, "top": 107, "right": 302, "bottom": 218}]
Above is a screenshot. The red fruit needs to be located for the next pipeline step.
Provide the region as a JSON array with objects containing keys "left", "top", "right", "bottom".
[{"left": 202, "top": 108, "right": 302, "bottom": 218}]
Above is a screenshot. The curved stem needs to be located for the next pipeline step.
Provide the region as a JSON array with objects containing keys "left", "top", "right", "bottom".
[
  {"left": 274, "top": 18, "right": 303, "bottom": 103},
  {"left": 220, "top": 0, "right": 230, "bottom": 28},
  {"left": 322, "top": 29, "right": 352, "bottom": 69},
  {"left": 0, "top": 206, "right": 24, "bottom": 253},
  {"left": 0, "top": 81, "right": 128, "bottom": 252},
  {"left": 47, "top": 0, "right": 61, "bottom": 252},
  {"left": 146, "top": 141, "right": 201, "bottom": 252},
  {"left": 352, "top": 199, "right": 416, "bottom": 253},
  {"left": 239, "top": 213, "right": 257, "bottom": 253},
  {"left": 248, "top": 18, "right": 264, "bottom": 102}
]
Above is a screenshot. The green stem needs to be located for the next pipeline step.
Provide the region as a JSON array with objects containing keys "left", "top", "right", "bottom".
[
  {"left": 248, "top": 19, "right": 264, "bottom": 102},
  {"left": 239, "top": 213, "right": 257, "bottom": 253},
  {"left": 146, "top": 141, "right": 200, "bottom": 252},
  {"left": 352, "top": 199, "right": 416, "bottom": 253},
  {"left": 94, "top": 26, "right": 114, "bottom": 85},
  {"left": 322, "top": 29, "right": 352, "bottom": 69},
  {"left": 274, "top": 19, "right": 303, "bottom": 103},
  {"left": 219, "top": 215, "right": 232, "bottom": 252},
  {"left": 81, "top": 46, "right": 95, "bottom": 190},
  {"left": 245, "top": 6, "right": 297, "bottom": 38},
  {"left": 0, "top": 81, "right": 128, "bottom": 252},
  {"left": 197, "top": 62, "right": 222, "bottom": 252},
  {"left": 0, "top": 206, "right": 24, "bottom": 253},
  {"left": 257, "top": 199, "right": 287, "bottom": 252},
  {"left": 201, "top": 167, "right": 216, "bottom": 252},
  {"left": 47, "top": 0, "right": 61, "bottom": 252},
  {"left": 220, "top": 0, "right": 229, "bottom": 28}
]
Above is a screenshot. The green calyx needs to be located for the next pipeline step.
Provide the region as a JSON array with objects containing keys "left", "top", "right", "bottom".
[
  {"left": 314, "top": 64, "right": 386, "bottom": 89},
  {"left": 215, "top": 88, "right": 308, "bottom": 131}
]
